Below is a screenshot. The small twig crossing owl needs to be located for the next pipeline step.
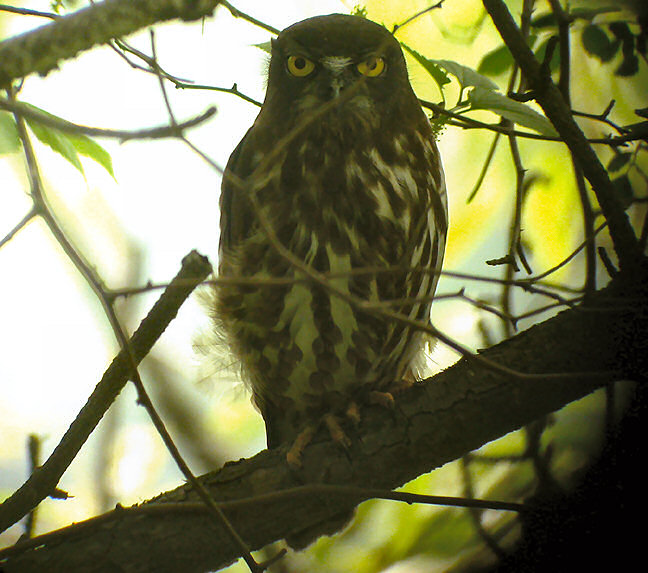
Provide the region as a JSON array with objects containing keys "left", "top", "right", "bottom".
[{"left": 215, "top": 13, "right": 447, "bottom": 465}]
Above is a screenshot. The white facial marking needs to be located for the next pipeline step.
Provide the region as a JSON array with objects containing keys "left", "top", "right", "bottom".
[{"left": 322, "top": 56, "right": 352, "bottom": 75}]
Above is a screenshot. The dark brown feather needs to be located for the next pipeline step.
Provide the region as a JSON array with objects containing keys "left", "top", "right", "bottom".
[{"left": 215, "top": 14, "right": 447, "bottom": 448}]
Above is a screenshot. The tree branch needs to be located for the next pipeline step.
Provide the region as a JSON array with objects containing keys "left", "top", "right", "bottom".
[
  {"left": 481, "top": 0, "right": 643, "bottom": 272},
  {"left": 2, "top": 264, "right": 646, "bottom": 573},
  {"left": 0, "top": 0, "right": 223, "bottom": 88},
  {"left": 0, "top": 250, "right": 212, "bottom": 535}
]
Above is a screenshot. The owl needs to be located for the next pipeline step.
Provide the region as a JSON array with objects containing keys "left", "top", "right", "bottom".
[{"left": 215, "top": 14, "right": 447, "bottom": 465}]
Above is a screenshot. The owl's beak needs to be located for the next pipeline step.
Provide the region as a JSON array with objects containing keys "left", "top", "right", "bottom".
[
  {"left": 322, "top": 57, "right": 353, "bottom": 99},
  {"left": 330, "top": 77, "right": 345, "bottom": 99}
]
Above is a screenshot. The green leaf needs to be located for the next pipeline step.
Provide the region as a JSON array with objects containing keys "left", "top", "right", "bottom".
[
  {"left": 607, "top": 151, "right": 632, "bottom": 172},
  {"left": 581, "top": 24, "right": 620, "bottom": 62},
  {"left": 616, "top": 52, "right": 639, "bottom": 77},
  {"left": 467, "top": 87, "right": 558, "bottom": 136},
  {"left": 478, "top": 44, "right": 514, "bottom": 77},
  {"left": 431, "top": 58, "right": 499, "bottom": 91},
  {"left": 67, "top": 132, "right": 115, "bottom": 178},
  {"left": 401, "top": 44, "right": 451, "bottom": 96},
  {"left": 26, "top": 117, "right": 84, "bottom": 174},
  {"left": 21, "top": 103, "right": 114, "bottom": 178},
  {"left": 532, "top": 6, "right": 620, "bottom": 28},
  {"left": 570, "top": 6, "right": 622, "bottom": 20},
  {"left": 0, "top": 112, "right": 20, "bottom": 154}
]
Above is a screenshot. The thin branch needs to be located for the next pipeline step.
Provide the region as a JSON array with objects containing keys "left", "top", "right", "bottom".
[
  {"left": 467, "top": 131, "right": 501, "bottom": 203},
  {"left": 497, "top": 0, "right": 534, "bottom": 340},
  {"left": 572, "top": 100, "right": 626, "bottom": 135},
  {"left": 0, "top": 250, "right": 212, "bottom": 534},
  {"left": 0, "top": 0, "right": 224, "bottom": 87},
  {"left": 0, "top": 5, "right": 57, "bottom": 19},
  {"left": 526, "top": 222, "right": 608, "bottom": 282},
  {"left": 147, "top": 31, "right": 272, "bottom": 572},
  {"left": 219, "top": 0, "right": 280, "bottom": 35},
  {"left": 548, "top": 0, "right": 597, "bottom": 293},
  {"left": 392, "top": 0, "right": 445, "bottom": 34},
  {"left": 421, "top": 99, "right": 646, "bottom": 146},
  {"left": 0, "top": 207, "right": 38, "bottom": 250},
  {"left": 108, "top": 37, "right": 195, "bottom": 84},
  {"left": 0, "top": 97, "right": 216, "bottom": 140},
  {"left": 460, "top": 458, "right": 508, "bottom": 559},
  {"left": 22, "top": 435, "right": 42, "bottom": 540},
  {"left": 175, "top": 81, "right": 263, "bottom": 107},
  {"left": 482, "top": 0, "right": 643, "bottom": 271}
]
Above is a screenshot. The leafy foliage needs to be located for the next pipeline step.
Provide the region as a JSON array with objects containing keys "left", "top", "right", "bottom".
[
  {"left": 403, "top": 44, "right": 556, "bottom": 135},
  {"left": 0, "top": 103, "right": 114, "bottom": 178}
]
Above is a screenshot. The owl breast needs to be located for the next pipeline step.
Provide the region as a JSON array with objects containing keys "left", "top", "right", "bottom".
[{"left": 216, "top": 113, "right": 446, "bottom": 443}]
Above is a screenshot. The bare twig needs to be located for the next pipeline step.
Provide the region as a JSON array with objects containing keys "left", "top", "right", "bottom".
[
  {"left": 175, "top": 81, "right": 262, "bottom": 107},
  {"left": 0, "top": 207, "right": 38, "bottom": 250},
  {"left": 0, "top": 250, "right": 212, "bottom": 534},
  {"left": 0, "top": 97, "right": 216, "bottom": 140},
  {"left": 0, "top": 0, "right": 224, "bottom": 87},
  {"left": 467, "top": 131, "right": 501, "bottom": 203},
  {"left": 219, "top": 0, "right": 280, "bottom": 35},
  {"left": 482, "top": 0, "right": 643, "bottom": 271},
  {"left": 392, "top": 0, "right": 445, "bottom": 34},
  {"left": 572, "top": 100, "right": 626, "bottom": 135},
  {"left": 0, "top": 4, "right": 57, "bottom": 19},
  {"left": 460, "top": 457, "right": 508, "bottom": 559},
  {"left": 147, "top": 31, "right": 272, "bottom": 572},
  {"left": 497, "top": 0, "right": 534, "bottom": 340},
  {"left": 421, "top": 99, "right": 647, "bottom": 146},
  {"left": 22, "top": 435, "right": 42, "bottom": 539},
  {"left": 548, "top": 0, "right": 597, "bottom": 293}
]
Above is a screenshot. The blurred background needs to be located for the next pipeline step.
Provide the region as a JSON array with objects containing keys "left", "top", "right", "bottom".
[{"left": 1, "top": 0, "right": 646, "bottom": 571}]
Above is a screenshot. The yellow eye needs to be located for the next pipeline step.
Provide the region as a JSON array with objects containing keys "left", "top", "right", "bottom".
[
  {"left": 357, "top": 56, "right": 385, "bottom": 77},
  {"left": 287, "top": 55, "right": 315, "bottom": 77}
]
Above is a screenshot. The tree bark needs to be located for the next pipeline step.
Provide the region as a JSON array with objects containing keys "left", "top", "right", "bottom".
[
  {"left": 0, "top": 0, "right": 222, "bottom": 88},
  {"left": 2, "top": 263, "right": 645, "bottom": 573}
]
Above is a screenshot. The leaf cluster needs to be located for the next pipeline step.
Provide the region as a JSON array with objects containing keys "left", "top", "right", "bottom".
[
  {"left": 403, "top": 44, "right": 556, "bottom": 136},
  {"left": 0, "top": 104, "right": 113, "bottom": 177},
  {"left": 479, "top": 4, "right": 647, "bottom": 79}
]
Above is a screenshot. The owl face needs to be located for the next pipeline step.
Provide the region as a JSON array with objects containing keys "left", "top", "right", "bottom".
[{"left": 263, "top": 14, "right": 414, "bottom": 122}]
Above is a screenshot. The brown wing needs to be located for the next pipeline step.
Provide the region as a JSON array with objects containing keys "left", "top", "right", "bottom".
[{"left": 219, "top": 126, "right": 258, "bottom": 264}]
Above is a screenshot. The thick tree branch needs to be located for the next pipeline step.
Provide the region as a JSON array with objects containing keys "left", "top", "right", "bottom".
[
  {"left": 481, "top": 0, "right": 643, "bottom": 272},
  {"left": 0, "top": 0, "right": 222, "bottom": 88},
  {"left": 0, "top": 250, "right": 212, "bottom": 535},
  {"left": 2, "top": 264, "right": 646, "bottom": 573}
]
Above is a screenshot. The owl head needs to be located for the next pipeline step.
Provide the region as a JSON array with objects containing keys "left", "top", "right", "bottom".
[{"left": 260, "top": 14, "right": 420, "bottom": 128}]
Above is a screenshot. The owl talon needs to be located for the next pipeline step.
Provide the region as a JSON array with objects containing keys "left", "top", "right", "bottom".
[
  {"left": 386, "top": 373, "right": 416, "bottom": 396},
  {"left": 345, "top": 401, "right": 361, "bottom": 427},
  {"left": 324, "top": 414, "right": 352, "bottom": 449},
  {"left": 368, "top": 390, "right": 395, "bottom": 409},
  {"left": 286, "top": 425, "right": 316, "bottom": 469}
]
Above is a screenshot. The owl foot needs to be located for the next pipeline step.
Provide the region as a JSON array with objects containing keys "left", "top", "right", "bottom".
[
  {"left": 286, "top": 425, "right": 317, "bottom": 469},
  {"left": 323, "top": 413, "right": 352, "bottom": 449},
  {"left": 345, "top": 401, "right": 361, "bottom": 426},
  {"left": 285, "top": 413, "right": 353, "bottom": 469},
  {"left": 368, "top": 390, "right": 395, "bottom": 409},
  {"left": 368, "top": 374, "right": 416, "bottom": 409}
]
